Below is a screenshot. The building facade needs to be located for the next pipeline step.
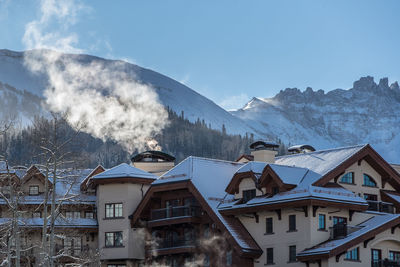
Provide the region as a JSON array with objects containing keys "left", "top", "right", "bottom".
[{"left": 2, "top": 144, "right": 400, "bottom": 267}]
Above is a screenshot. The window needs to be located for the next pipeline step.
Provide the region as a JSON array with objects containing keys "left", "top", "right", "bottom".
[
  {"left": 389, "top": 251, "right": 400, "bottom": 262},
  {"left": 371, "top": 249, "right": 381, "bottom": 266},
  {"left": 272, "top": 187, "right": 279, "bottom": 195},
  {"left": 288, "top": 215, "right": 296, "bottom": 231},
  {"left": 64, "top": 237, "right": 81, "bottom": 256},
  {"left": 340, "top": 172, "right": 354, "bottom": 184},
  {"left": 105, "top": 231, "right": 123, "bottom": 247},
  {"left": 363, "top": 174, "right": 377, "bottom": 187},
  {"left": 29, "top": 185, "right": 39, "bottom": 195},
  {"left": 333, "top": 216, "right": 347, "bottom": 225},
  {"left": 318, "top": 214, "right": 326, "bottom": 230},
  {"left": 266, "top": 248, "right": 274, "bottom": 265},
  {"left": 85, "top": 212, "right": 94, "bottom": 219},
  {"left": 289, "top": 245, "right": 297, "bottom": 262},
  {"left": 345, "top": 247, "right": 359, "bottom": 261},
  {"left": 364, "top": 194, "right": 378, "bottom": 201},
  {"left": 32, "top": 212, "right": 41, "bottom": 218},
  {"left": 243, "top": 189, "right": 256, "bottom": 203},
  {"left": 105, "top": 203, "right": 123, "bottom": 218},
  {"left": 65, "top": 211, "right": 80, "bottom": 219},
  {"left": 226, "top": 250, "right": 232, "bottom": 266},
  {"left": 203, "top": 224, "right": 210, "bottom": 238},
  {"left": 266, "top": 217, "right": 273, "bottom": 234},
  {"left": 204, "top": 254, "right": 210, "bottom": 267}
]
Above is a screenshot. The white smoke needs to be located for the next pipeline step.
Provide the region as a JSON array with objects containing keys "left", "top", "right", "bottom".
[{"left": 22, "top": 0, "right": 168, "bottom": 153}]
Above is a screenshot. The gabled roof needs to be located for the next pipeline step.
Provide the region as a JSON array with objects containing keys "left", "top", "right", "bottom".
[
  {"left": 276, "top": 144, "right": 366, "bottom": 179},
  {"left": 276, "top": 144, "right": 400, "bottom": 190},
  {"left": 80, "top": 165, "right": 105, "bottom": 191},
  {"left": 225, "top": 161, "right": 313, "bottom": 194},
  {"left": 297, "top": 213, "right": 400, "bottom": 261},
  {"left": 219, "top": 185, "right": 368, "bottom": 214},
  {"left": 92, "top": 163, "right": 157, "bottom": 183},
  {"left": 133, "top": 157, "right": 262, "bottom": 257}
]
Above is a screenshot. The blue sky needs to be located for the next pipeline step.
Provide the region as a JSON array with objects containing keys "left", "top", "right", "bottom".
[{"left": 1, "top": 0, "right": 399, "bottom": 109}]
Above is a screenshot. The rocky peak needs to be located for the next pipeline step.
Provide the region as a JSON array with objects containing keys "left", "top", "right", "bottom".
[
  {"left": 378, "top": 77, "right": 389, "bottom": 89},
  {"left": 353, "top": 76, "right": 376, "bottom": 91},
  {"left": 390, "top": 81, "right": 399, "bottom": 91}
]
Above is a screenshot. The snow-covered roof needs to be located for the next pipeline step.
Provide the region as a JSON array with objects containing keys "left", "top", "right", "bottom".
[
  {"left": 276, "top": 144, "right": 367, "bottom": 181},
  {"left": 298, "top": 213, "right": 400, "bottom": 256},
  {"left": 92, "top": 163, "right": 157, "bottom": 180},
  {"left": 235, "top": 161, "right": 312, "bottom": 185},
  {"left": 153, "top": 157, "right": 260, "bottom": 252},
  {"left": 219, "top": 185, "right": 367, "bottom": 210},
  {"left": 0, "top": 217, "right": 98, "bottom": 228}
]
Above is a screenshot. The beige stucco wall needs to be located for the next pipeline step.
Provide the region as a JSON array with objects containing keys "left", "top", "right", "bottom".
[
  {"left": 336, "top": 160, "right": 395, "bottom": 200},
  {"left": 235, "top": 178, "right": 264, "bottom": 199},
  {"left": 21, "top": 176, "right": 45, "bottom": 194},
  {"left": 97, "top": 183, "right": 149, "bottom": 261}
]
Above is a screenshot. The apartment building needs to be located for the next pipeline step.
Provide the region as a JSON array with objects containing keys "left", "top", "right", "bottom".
[{"left": 2, "top": 144, "right": 400, "bottom": 267}]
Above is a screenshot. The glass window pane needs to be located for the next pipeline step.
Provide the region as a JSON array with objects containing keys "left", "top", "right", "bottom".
[
  {"left": 115, "top": 232, "right": 123, "bottom": 247},
  {"left": 115, "top": 204, "right": 123, "bottom": 217},
  {"left": 105, "top": 233, "right": 114, "bottom": 247},
  {"left": 106, "top": 204, "right": 113, "bottom": 218}
]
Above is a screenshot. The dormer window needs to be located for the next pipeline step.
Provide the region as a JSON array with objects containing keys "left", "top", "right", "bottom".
[
  {"left": 243, "top": 189, "right": 256, "bottom": 203},
  {"left": 363, "top": 174, "right": 377, "bottom": 187},
  {"left": 29, "top": 185, "right": 39, "bottom": 196},
  {"left": 340, "top": 172, "right": 354, "bottom": 184},
  {"left": 272, "top": 187, "right": 279, "bottom": 195}
]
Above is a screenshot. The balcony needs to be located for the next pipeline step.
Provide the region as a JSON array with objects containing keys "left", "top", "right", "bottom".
[
  {"left": 367, "top": 200, "right": 395, "bottom": 214},
  {"left": 148, "top": 205, "right": 202, "bottom": 227},
  {"left": 329, "top": 224, "right": 362, "bottom": 239},
  {"left": 154, "top": 237, "right": 197, "bottom": 256}
]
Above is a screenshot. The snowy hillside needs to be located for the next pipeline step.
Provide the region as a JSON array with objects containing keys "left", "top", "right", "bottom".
[
  {"left": 232, "top": 76, "right": 400, "bottom": 162},
  {"left": 0, "top": 49, "right": 252, "bottom": 135},
  {"left": 1, "top": 49, "right": 399, "bottom": 162}
]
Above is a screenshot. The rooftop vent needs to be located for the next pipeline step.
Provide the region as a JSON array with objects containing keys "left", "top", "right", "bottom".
[
  {"left": 288, "top": 144, "right": 316, "bottom": 154},
  {"left": 249, "top": 141, "right": 279, "bottom": 163}
]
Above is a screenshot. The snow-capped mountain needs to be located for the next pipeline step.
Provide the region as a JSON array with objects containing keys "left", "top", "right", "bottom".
[
  {"left": 0, "top": 49, "right": 252, "bottom": 134},
  {"left": 232, "top": 76, "right": 400, "bottom": 162},
  {"left": 1, "top": 49, "right": 399, "bottom": 162}
]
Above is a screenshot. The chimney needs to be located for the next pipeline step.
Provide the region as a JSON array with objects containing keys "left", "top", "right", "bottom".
[
  {"left": 249, "top": 141, "right": 279, "bottom": 163},
  {"left": 131, "top": 151, "right": 175, "bottom": 176},
  {"left": 288, "top": 144, "right": 316, "bottom": 154}
]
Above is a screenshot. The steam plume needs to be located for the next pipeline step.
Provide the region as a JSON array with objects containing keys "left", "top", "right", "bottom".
[{"left": 22, "top": 0, "right": 168, "bottom": 153}]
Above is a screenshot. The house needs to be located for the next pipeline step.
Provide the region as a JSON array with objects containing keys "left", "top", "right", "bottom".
[{"left": 2, "top": 143, "right": 400, "bottom": 267}]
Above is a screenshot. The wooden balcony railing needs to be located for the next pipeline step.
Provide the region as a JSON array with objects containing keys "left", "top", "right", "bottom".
[
  {"left": 55, "top": 244, "right": 90, "bottom": 256},
  {"left": 367, "top": 200, "right": 395, "bottom": 214},
  {"left": 150, "top": 205, "right": 201, "bottom": 221},
  {"left": 372, "top": 259, "right": 400, "bottom": 267}
]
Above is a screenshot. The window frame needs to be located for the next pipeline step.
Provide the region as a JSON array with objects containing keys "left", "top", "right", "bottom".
[
  {"left": 266, "top": 247, "right": 274, "bottom": 265},
  {"left": 288, "top": 214, "right": 297, "bottom": 232},
  {"left": 339, "top": 172, "right": 355, "bottom": 184},
  {"left": 288, "top": 245, "right": 297, "bottom": 263},
  {"left": 105, "top": 203, "right": 123, "bottom": 219},
  {"left": 318, "top": 214, "right": 326, "bottom": 230},
  {"left": 105, "top": 231, "right": 123, "bottom": 248},
  {"left": 344, "top": 247, "right": 359, "bottom": 261},
  {"left": 265, "top": 217, "right": 273, "bottom": 234},
  {"left": 242, "top": 189, "right": 256, "bottom": 203},
  {"left": 29, "top": 185, "right": 39, "bottom": 196},
  {"left": 32, "top": 211, "right": 41, "bottom": 218},
  {"left": 363, "top": 174, "right": 377, "bottom": 187}
]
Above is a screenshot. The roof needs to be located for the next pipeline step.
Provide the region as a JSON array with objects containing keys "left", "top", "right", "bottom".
[
  {"left": 92, "top": 163, "right": 157, "bottom": 180},
  {"left": 276, "top": 144, "right": 367, "bottom": 179},
  {"left": 0, "top": 217, "right": 98, "bottom": 228},
  {"left": 288, "top": 144, "right": 316, "bottom": 153},
  {"left": 151, "top": 157, "right": 262, "bottom": 254},
  {"left": 219, "top": 185, "right": 367, "bottom": 211},
  {"left": 131, "top": 150, "right": 175, "bottom": 162},
  {"left": 298, "top": 213, "right": 400, "bottom": 258}
]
